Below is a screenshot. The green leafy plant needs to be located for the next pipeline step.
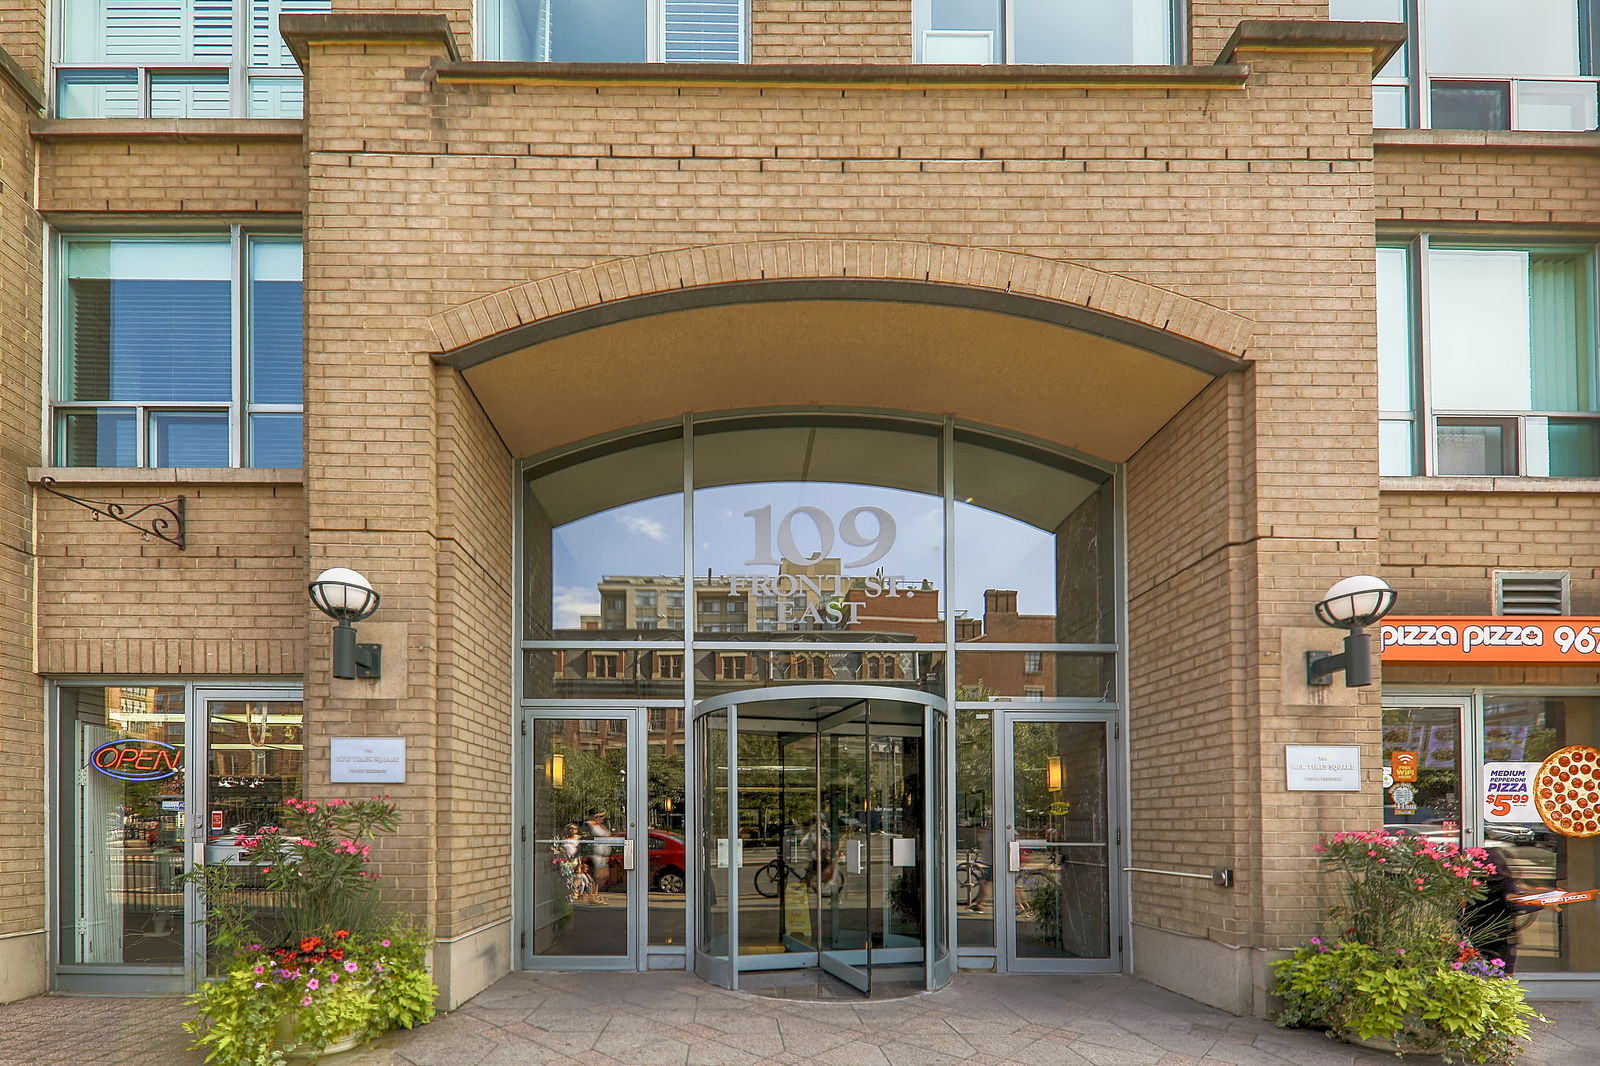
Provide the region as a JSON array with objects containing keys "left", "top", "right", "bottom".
[
  {"left": 1272, "top": 831, "right": 1547, "bottom": 1065},
  {"left": 185, "top": 925, "right": 437, "bottom": 1064}
]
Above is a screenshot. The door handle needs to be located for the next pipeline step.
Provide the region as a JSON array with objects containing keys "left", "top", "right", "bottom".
[
  {"left": 1008, "top": 841, "right": 1021, "bottom": 873},
  {"left": 622, "top": 840, "right": 636, "bottom": 871},
  {"left": 847, "top": 839, "right": 865, "bottom": 874}
]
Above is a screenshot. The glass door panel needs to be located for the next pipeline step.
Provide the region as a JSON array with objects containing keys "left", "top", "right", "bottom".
[
  {"left": 526, "top": 713, "right": 636, "bottom": 964},
  {"left": 868, "top": 700, "right": 927, "bottom": 996},
  {"left": 817, "top": 704, "right": 871, "bottom": 994},
  {"left": 1382, "top": 701, "right": 1467, "bottom": 848},
  {"left": 59, "top": 686, "right": 189, "bottom": 976},
  {"left": 200, "top": 696, "right": 305, "bottom": 964},
  {"left": 1004, "top": 717, "right": 1114, "bottom": 971},
  {"left": 695, "top": 708, "right": 731, "bottom": 984},
  {"left": 736, "top": 722, "right": 818, "bottom": 965}
]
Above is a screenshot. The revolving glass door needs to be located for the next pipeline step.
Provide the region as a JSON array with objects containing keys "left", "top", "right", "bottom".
[{"left": 693, "top": 687, "right": 950, "bottom": 998}]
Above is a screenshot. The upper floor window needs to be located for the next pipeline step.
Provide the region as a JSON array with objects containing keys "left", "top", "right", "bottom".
[
  {"left": 915, "top": 0, "right": 1174, "bottom": 65},
  {"left": 1333, "top": 0, "right": 1598, "bottom": 131},
  {"left": 1378, "top": 239, "right": 1599, "bottom": 477},
  {"left": 54, "top": 0, "right": 329, "bottom": 118},
  {"left": 484, "top": 0, "right": 745, "bottom": 62},
  {"left": 53, "top": 232, "right": 303, "bottom": 469}
]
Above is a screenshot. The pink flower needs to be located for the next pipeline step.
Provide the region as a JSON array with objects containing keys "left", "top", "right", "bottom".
[
  {"left": 253, "top": 965, "right": 265, "bottom": 975},
  {"left": 301, "top": 996, "right": 313, "bottom": 1006},
  {"left": 344, "top": 961, "right": 359, "bottom": 973},
  {"left": 307, "top": 978, "right": 320, "bottom": 990},
  {"left": 380, "top": 939, "right": 391, "bottom": 947}
]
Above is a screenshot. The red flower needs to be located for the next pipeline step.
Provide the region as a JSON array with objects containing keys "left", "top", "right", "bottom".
[
  {"left": 334, "top": 929, "right": 350, "bottom": 939},
  {"left": 330, "top": 948, "right": 346, "bottom": 961},
  {"left": 300, "top": 937, "right": 322, "bottom": 952}
]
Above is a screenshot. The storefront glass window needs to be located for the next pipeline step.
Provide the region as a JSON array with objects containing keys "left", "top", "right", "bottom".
[
  {"left": 58, "top": 686, "right": 188, "bottom": 967},
  {"left": 1480, "top": 694, "right": 1600, "bottom": 974},
  {"left": 1381, "top": 703, "right": 1464, "bottom": 849}
]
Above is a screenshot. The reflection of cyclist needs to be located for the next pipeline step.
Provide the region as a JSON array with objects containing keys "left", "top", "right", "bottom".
[
  {"left": 1464, "top": 846, "right": 1532, "bottom": 974},
  {"left": 800, "top": 816, "right": 837, "bottom": 893},
  {"left": 584, "top": 808, "right": 614, "bottom": 891}
]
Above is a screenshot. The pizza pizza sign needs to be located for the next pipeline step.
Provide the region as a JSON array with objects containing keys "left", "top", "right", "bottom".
[{"left": 1533, "top": 745, "right": 1600, "bottom": 838}]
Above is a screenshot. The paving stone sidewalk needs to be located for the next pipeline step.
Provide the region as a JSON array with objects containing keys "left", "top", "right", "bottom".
[{"left": 1, "top": 972, "right": 1595, "bottom": 1066}]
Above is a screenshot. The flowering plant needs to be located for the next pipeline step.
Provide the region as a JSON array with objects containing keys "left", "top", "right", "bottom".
[
  {"left": 1272, "top": 831, "right": 1545, "bottom": 1064},
  {"left": 183, "top": 797, "right": 436, "bottom": 1065},
  {"left": 185, "top": 924, "right": 436, "bottom": 1064},
  {"left": 234, "top": 795, "right": 400, "bottom": 935}
]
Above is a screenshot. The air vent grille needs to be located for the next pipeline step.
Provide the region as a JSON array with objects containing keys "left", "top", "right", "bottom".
[{"left": 1494, "top": 571, "right": 1569, "bottom": 615}]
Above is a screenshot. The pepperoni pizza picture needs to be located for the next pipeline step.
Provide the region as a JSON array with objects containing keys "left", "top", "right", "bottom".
[{"left": 1533, "top": 745, "right": 1600, "bottom": 838}]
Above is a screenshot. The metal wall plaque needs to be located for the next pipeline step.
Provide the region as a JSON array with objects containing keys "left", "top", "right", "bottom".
[
  {"left": 1285, "top": 744, "right": 1361, "bottom": 791},
  {"left": 330, "top": 737, "right": 406, "bottom": 783}
]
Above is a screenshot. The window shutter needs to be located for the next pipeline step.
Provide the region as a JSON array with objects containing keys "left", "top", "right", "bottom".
[
  {"left": 101, "top": 0, "right": 188, "bottom": 62},
  {"left": 1494, "top": 570, "right": 1569, "bottom": 615},
  {"left": 250, "top": 0, "right": 330, "bottom": 69},
  {"left": 663, "top": 0, "right": 742, "bottom": 63},
  {"left": 96, "top": 0, "right": 232, "bottom": 63}
]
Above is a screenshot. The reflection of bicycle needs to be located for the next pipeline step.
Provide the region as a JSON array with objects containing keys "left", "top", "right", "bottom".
[
  {"left": 955, "top": 849, "right": 989, "bottom": 906},
  {"left": 753, "top": 854, "right": 804, "bottom": 898}
]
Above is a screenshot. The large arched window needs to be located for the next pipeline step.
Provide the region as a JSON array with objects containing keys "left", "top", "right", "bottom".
[{"left": 521, "top": 412, "right": 1117, "bottom": 705}]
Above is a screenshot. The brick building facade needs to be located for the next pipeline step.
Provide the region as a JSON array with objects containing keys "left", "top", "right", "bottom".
[{"left": 2, "top": 0, "right": 1598, "bottom": 1014}]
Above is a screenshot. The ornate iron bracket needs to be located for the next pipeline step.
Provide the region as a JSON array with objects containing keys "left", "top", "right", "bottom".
[{"left": 38, "top": 477, "right": 187, "bottom": 549}]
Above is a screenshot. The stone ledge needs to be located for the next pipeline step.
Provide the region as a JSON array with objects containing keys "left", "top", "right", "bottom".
[
  {"left": 427, "top": 61, "right": 1249, "bottom": 91},
  {"left": 1216, "top": 19, "right": 1406, "bottom": 73},
  {"left": 1374, "top": 128, "right": 1600, "bottom": 152},
  {"left": 31, "top": 118, "right": 302, "bottom": 141},
  {"left": 30, "top": 467, "right": 304, "bottom": 486},
  {"left": 281, "top": 13, "right": 462, "bottom": 68},
  {"left": 1380, "top": 475, "right": 1600, "bottom": 494},
  {"left": 0, "top": 44, "right": 45, "bottom": 112}
]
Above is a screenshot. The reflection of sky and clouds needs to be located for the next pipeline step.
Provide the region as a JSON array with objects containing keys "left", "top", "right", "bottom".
[{"left": 549, "top": 483, "right": 1055, "bottom": 629}]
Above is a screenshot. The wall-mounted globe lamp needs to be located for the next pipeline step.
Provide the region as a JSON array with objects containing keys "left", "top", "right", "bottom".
[
  {"left": 1306, "top": 575, "right": 1396, "bottom": 687},
  {"left": 309, "top": 567, "right": 382, "bottom": 680}
]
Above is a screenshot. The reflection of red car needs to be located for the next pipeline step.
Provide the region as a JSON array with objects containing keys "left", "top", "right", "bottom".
[
  {"left": 598, "top": 830, "right": 686, "bottom": 892},
  {"left": 647, "top": 831, "right": 686, "bottom": 893}
]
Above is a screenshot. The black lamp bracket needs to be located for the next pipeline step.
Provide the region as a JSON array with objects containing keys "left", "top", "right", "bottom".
[
  {"left": 1307, "top": 629, "right": 1374, "bottom": 688},
  {"left": 39, "top": 476, "right": 186, "bottom": 549}
]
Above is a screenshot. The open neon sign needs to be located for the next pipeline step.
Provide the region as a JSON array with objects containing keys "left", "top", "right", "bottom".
[{"left": 90, "top": 739, "right": 183, "bottom": 781}]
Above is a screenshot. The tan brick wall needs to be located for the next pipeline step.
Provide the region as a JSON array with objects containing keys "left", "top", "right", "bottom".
[
  {"left": 1126, "top": 377, "right": 1254, "bottom": 944},
  {"left": 0, "top": 49, "right": 43, "bottom": 957},
  {"left": 1380, "top": 488, "right": 1600, "bottom": 616},
  {"left": 751, "top": 0, "right": 911, "bottom": 64},
  {"left": 1375, "top": 139, "right": 1600, "bottom": 227},
  {"left": 1192, "top": 1, "right": 1329, "bottom": 63},
  {"left": 432, "top": 368, "right": 515, "bottom": 938},
  {"left": 0, "top": 0, "right": 45, "bottom": 83},
  {"left": 35, "top": 478, "right": 308, "bottom": 675},
  {"left": 37, "top": 129, "right": 306, "bottom": 216}
]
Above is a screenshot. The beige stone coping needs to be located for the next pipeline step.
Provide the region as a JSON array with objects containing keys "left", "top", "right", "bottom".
[
  {"left": 1373, "top": 129, "right": 1600, "bottom": 153},
  {"left": 29, "top": 467, "right": 303, "bottom": 486},
  {"left": 1380, "top": 476, "right": 1600, "bottom": 494},
  {"left": 31, "top": 118, "right": 302, "bottom": 142}
]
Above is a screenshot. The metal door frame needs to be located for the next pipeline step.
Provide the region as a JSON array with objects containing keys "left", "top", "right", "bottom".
[
  {"left": 690, "top": 685, "right": 951, "bottom": 993},
  {"left": 517, "top": 705, "right": 646, "bottom": 971},
  {"left": 48, "top": 680, "right": 302, "bottom": 995},
  {"left": 998, "top": 709, "right": 1122, "bottom": 974}
]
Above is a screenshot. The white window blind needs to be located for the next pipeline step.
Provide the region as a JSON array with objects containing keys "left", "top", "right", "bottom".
[
  {"left": 250, "top": 0, "right": 328, "bottom": 69},
  {"left": 664, "top": 0, "right": 743, "bottom": 63},
  {"left": 96, "top": 0, "right": 235, "bottom": 63}
]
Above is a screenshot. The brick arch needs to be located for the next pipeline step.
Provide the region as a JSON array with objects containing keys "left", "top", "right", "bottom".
[{"left": 427, "top": 239, "right": 1254, "bottom": 367}]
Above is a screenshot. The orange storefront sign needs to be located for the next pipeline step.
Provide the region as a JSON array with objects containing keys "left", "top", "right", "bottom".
[{"left": 1379, "top": 616, "right": 1600, "bottom": 664}]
